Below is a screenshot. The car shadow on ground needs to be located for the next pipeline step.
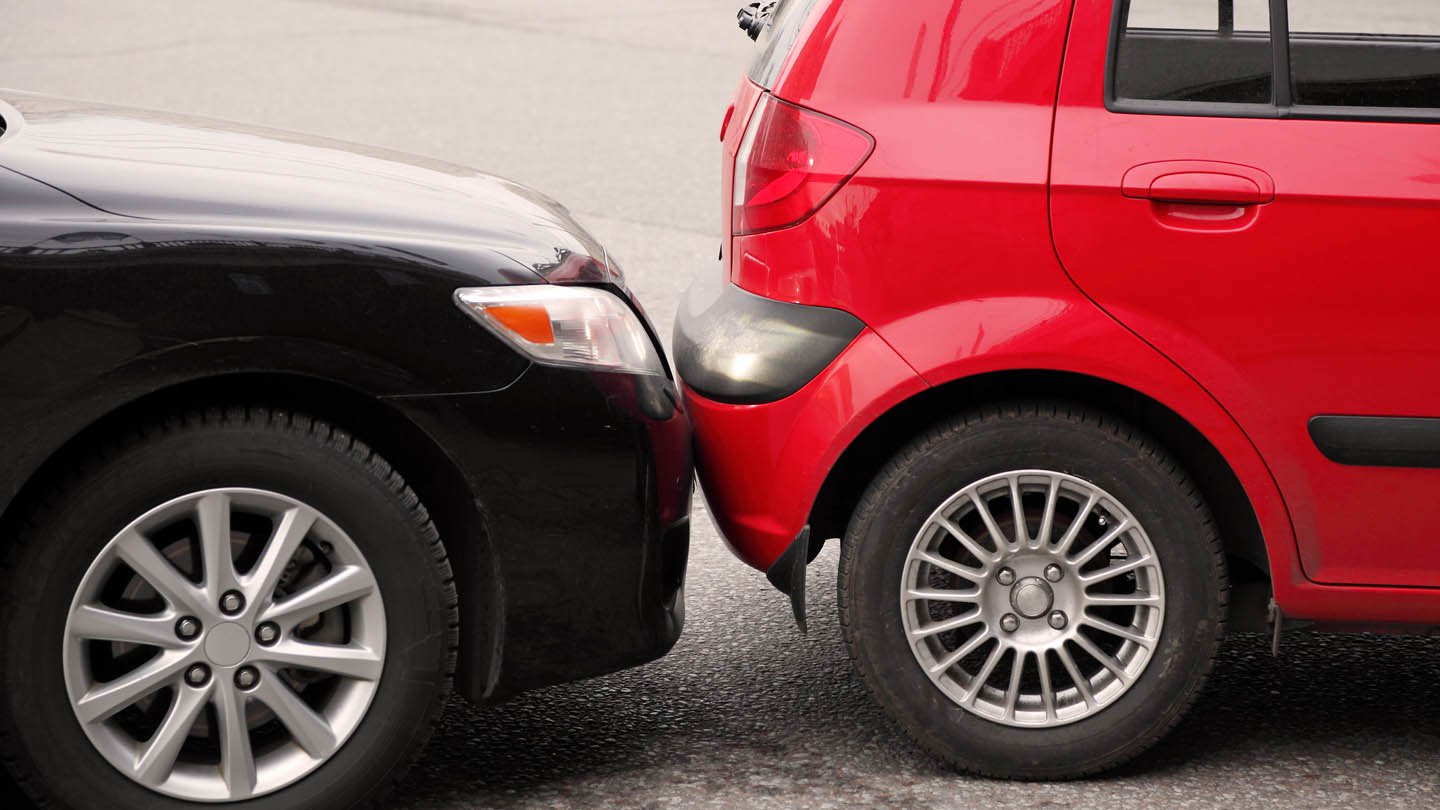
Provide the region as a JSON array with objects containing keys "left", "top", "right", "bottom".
[
  {"left": 393, "top": 547, "right": 1440, "bottom": 808},
  {"left": 3, "top": 563, "right": 1436, "bottom": 808}
]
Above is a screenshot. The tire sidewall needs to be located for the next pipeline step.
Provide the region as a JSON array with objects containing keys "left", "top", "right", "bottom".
[
  {"left": 843, "top": 411, "right": 1223, "bottom": 777},
  {"left": 2, "top": 416, "right": 450, "bottom": 810}
]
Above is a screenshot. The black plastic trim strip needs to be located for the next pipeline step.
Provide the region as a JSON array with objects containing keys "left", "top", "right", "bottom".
[
  {"left": 1309, "top": 415, "right": 1440, "bottom": 468},
  {"left": 1283, "top": 105, "right": 1440, "bottom": 124}
]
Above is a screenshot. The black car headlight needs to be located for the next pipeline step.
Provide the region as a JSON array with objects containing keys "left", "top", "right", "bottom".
[{"left": 456, "top": 285, "right": 666, "bottom": 376}]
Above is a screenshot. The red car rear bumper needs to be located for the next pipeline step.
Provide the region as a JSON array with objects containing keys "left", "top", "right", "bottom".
[{"left": 684, "top": 328, "right": 926, "bottom": 573}]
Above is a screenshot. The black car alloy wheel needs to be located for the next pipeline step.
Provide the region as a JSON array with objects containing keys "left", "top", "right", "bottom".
[{"left": 0, "top": 409, "right": 457, "bottom": 810}]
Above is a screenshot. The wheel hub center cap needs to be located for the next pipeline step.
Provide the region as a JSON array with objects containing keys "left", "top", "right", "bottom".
[
  {"left": 1010, "top": 578, "right": 1054, "bottom": 619},
  {"left": 204, "top": 622, "right": 252, "bottom": 667}
]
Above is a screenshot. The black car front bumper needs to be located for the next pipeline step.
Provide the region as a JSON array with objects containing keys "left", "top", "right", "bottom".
[{"left": 390, "top": 363, "right": 692, "bottom": 700}]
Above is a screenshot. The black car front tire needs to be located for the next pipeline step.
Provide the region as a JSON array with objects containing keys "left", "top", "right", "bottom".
[{"left": 0, "top": 408, "right": 458, "bottom": 810}]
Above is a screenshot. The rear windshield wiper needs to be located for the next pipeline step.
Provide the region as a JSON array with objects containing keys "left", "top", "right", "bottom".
[{"left": 738, "top": 1, "right": 777, "bottom": 41}]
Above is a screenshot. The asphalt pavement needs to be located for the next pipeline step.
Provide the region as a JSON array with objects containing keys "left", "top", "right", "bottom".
[{"left": 1, "top": 1, "right": 1438, "bottom": 807}]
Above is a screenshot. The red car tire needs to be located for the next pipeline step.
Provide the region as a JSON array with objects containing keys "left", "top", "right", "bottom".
[{"left": 839, "top": 402, "right": 1227, "bottom": 779}]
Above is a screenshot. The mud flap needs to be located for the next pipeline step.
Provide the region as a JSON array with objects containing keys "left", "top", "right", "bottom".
[{"left": 765, "top": 526, "right": 812, "bottom": 634}]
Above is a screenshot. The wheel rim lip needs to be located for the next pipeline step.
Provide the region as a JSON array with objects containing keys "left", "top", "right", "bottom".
[
  {"left": 899, "top": 469, "right": 1166, "bottom": 729},
  {"left": 62, "top": 487, "right": 387, "bottom": 802}
]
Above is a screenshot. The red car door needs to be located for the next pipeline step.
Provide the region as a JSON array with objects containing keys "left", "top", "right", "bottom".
[{"left": 1050, "top": 0, "right": 1440, "bottom": 587}]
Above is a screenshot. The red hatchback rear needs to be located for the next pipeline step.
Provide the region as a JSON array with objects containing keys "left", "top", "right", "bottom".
[{"left": 676, "top": 0, "right": 1440, "bottom": 778}]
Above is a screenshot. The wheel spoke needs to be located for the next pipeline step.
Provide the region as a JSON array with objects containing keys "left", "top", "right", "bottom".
[
  {"left": 905, "top": 587, "right": 979, "bottom": 603},
  {"left": 1056, "top": 644, "right": 1095, "bottom": 708},
  {"left": 1053, "top": 492, "right": 1098, "bottom": 555},
  {"left": 251, "top": 668, "right": 338, "bottom": 759},
  {"left": 1070, "top": 518, "right": 1134, "bottom": 567},
  {"left": 1003, "top": 650, "right": 1026, "bottom": 719},
  {"left": 1085, "top": 591, "right": 1161, "bottom": 607},
  {"left": 134, "top": 683, "right": 210, "bottom": 786},
  {"left": 215, "top": 680, "right": 256, "bottom": 799},
  {"left": 70, "top": 604, "right": 181, "bottom": 648},
  {"left": 926, "top": 628, "right": 991, "bottom": 675},
  {"left": 964, "top": 642, "right": 1005, "bottom": 707},
  {"left": 1035, "top": 476, "right": 1061, "bottom": 550},
  {"left": 242, "top": 506, "right": 318, "bottom": 610},
  {"left": 113, "top": 529, "right": 206, "bottom": 616},
  {"left": 1007, "top": 475, "right": 1027, "bottom": 548},
  {"left": 916, "top": 549, "right": 985, "bottom": 582},
  {"left": 261, "top": 565, "right": 377, "bottom": 630},
  {"left": 256, "top": 639, "right": 384, "bottom": 681},
  {"left": 1084, "top": 615, "right": 1153, "bottom": 647},
  {"left": 74, "top": 650, "right": 190, "bottom": 724},
  {"left": 1037, "top": 652, "right": 1057, "bottom": 722},
  {"left": 1078, "top": 553, "right": 1153, "bottom": 584},
  {"left": 196, "top": 492, "right": 240, "bottom": 604},
  {"left": 967, "top": 491, "right": 1009, "bottom": 555},
  {"left": 933, "top": 517, "right": 997, "bottom": 568},
  {"left": 909, "top": 607, "right": 982, "bottom": 640},
  {"left": 1073, "top": 633, "right": 1131, "bottom": 685}
]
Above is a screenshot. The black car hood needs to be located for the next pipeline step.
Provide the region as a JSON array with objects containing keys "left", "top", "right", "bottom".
[{"left": 0, "top": 90, "right": 610, "bottom": 280}]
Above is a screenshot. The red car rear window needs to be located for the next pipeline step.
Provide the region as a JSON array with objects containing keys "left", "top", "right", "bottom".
[{"left": 747, "top": 0, "right": 821, "bottom": 89}]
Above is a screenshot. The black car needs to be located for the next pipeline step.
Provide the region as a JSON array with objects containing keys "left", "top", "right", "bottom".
[{"left": 0, "top": 90, "right": 691, "bottom": 810}]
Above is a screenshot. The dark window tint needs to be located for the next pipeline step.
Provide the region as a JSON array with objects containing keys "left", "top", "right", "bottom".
[
  {"left": 748, "top": 0, "right": 820, "bottom": 90},
  {"left": 1114, "top": 0, "right": 1273, "bottom": 104},
  {"left": 1289, "top": 2, "right": 1440, "bottom": 109}
]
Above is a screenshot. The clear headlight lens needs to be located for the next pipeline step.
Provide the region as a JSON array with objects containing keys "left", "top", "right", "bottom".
[{"left": 455, "top": 285, "right": 666, "bottom": 376}]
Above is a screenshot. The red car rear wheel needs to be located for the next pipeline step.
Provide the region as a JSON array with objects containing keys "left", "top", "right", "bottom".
[{"left": 839, "top": 402, "right": 1227, "bottom": 779}]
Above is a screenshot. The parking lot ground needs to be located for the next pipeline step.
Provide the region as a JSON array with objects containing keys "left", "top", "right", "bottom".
[{"left": 2, "top": 1, "right": 1438, "bottom": 807}]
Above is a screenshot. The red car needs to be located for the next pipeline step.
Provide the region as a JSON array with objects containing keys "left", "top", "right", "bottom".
[{"left": 676, "top": 0, "right": 1440, "bottom": 779}]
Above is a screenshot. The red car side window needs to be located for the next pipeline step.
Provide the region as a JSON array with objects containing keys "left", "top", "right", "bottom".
[
  {"left": 1110, "top": 0, "right": 1440, "bottom": 120},
  {"left": 1289, "top": 1, "right": 1440, "bottom": 110},
  {"left": 1112, "top": 0, "right": 1274, "bottom": 106}
]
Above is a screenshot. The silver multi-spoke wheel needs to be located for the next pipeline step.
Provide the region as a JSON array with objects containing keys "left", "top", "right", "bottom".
[
  {"left": 62, "top": 488, "right": 386, "bottom": 802},
  {"left": 901, "top": 470, "right": 1165, "bottom": 728}
]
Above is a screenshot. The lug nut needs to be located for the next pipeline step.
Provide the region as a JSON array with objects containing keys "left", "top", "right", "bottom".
[
  {"left": 1044, "top": 564, "right": 1064, "bottom": 583},
  {"left": 1049, "top": 610, "right": 1068, "bottom": 630},
  {"left": 999, "top": 613, "right": 1019, "bottom": 633},
  {"left": 219, "top": 590, "right": 245, "bottom": 616},
  {"left": 184, "top": 664, "right": 211, "bottom": 687},
  {"left": 175, "top": 616, "right": 202, "bottom": 641},
  {"left": 996, "top": 568, "right": 1016, "bottom": 586},
  {"left": 255, "top": 622, "right": 280, "bottom": 646},
  {"left": 234, "top": 666, "right": 260, "bottom": 691}
]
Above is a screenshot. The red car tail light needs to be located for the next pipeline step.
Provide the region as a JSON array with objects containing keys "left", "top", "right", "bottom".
[{"left": 733, "top": 94, "right": 874, "bottom": 236}]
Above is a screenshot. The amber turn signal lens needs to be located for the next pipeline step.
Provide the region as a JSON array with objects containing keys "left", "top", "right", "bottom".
[{"left": 484, "top": 305, "right": 555, "bottom": 345}]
